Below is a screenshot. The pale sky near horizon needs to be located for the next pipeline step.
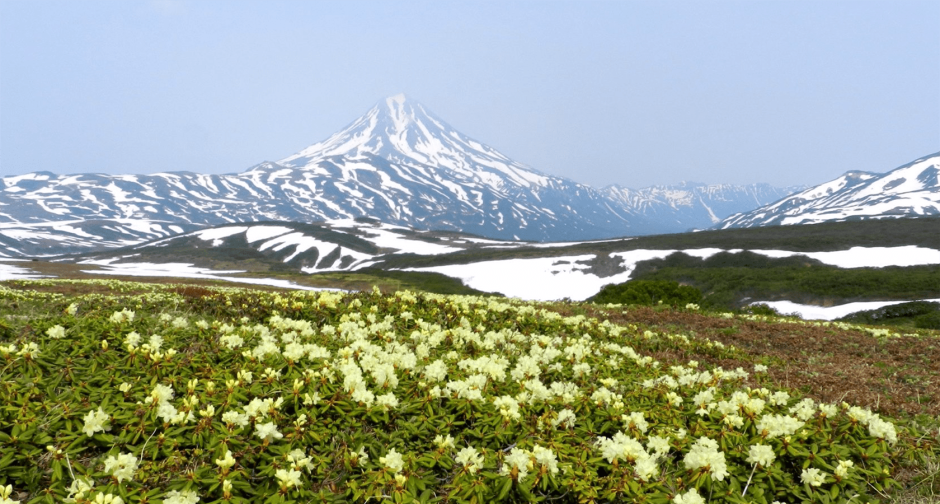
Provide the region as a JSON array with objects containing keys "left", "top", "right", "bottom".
[{"left": 1, "top": 0, "right": 937, "bottom": 189}]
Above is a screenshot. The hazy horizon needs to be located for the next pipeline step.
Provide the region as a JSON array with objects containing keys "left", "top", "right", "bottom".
[{"left": 1, "top": 0, "right": 937, "bottom": 189}]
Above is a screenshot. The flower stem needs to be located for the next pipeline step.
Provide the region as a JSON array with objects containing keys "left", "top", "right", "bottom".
[{"left": 742, "top": 464, "right": 757, "bottom": 497}]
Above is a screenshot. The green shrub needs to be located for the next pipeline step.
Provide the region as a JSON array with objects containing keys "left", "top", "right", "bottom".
[
  {"left": 589, "top": 279, "right": 703, "bottom": 307},
  {"left": 742, "top": 303, "right": 781, "bottom": 317},
  {"left": 628, "top": 252, "right": 940, "bottom": 310},
  {"left": 915, "top": 310, "right": 940, "bottom": 329}
]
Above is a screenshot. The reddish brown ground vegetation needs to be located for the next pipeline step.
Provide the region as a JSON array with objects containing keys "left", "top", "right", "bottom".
[{"left": 590, "top": 305, "right": 940, "bottom": 419}]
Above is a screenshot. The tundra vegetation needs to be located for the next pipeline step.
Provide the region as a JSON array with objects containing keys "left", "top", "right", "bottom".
[{"left": 1, "top": 278, "right": 939, "bottom": 504}]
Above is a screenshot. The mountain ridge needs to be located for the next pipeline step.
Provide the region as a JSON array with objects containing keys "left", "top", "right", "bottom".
[
  {"left": 3, "top": 94, "right": 800, "bottom": 256},
  {"left": 719, "top": 151, "right": 940, "bottom": 229}
]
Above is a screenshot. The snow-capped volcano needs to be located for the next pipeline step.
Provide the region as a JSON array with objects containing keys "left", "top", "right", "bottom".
[
  {"left": 1, "top": 94, "right": 799, "bottom": 257},
  {"left": 719, "top": 152, "right": 940, "bottom": 228},
  {"left": 280, "top": 94, "right": 549, "bottom": 188}
]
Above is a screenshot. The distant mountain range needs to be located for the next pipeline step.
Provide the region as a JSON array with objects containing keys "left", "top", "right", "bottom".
[
  {"left": 719, "top": 152, "right": 940, "bottom": 229},
  {"left": 0, "top": 94, "right": 798, "bottom": 257}
]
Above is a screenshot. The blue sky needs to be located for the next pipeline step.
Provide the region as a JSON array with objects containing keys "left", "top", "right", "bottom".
[{"left": 1, "top": 0, "right": 937, "bottom": 188}]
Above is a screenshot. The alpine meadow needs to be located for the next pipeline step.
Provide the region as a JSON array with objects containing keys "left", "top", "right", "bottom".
[{"left": 2, "top": 3, "right": 940, "bottom": 502}]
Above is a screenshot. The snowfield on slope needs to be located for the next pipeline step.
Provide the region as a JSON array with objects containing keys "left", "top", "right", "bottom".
[
  {"left": 2, "top": 245, "right": 936, "bottom": 321},
  {"left": 0, "top": 261, "right": 49, "bottom": 281},
  {"left": 405, "top": 246, "right": 939, "bottom": 302},
  {"left": 76, "top": 259, "right": 337, "bottom": 291},
  {"left": 749, "top": 246, "right": 940, "bottom": 268},
  {"left": 752, "top": 299, "right": 940, "bottom": 322}
]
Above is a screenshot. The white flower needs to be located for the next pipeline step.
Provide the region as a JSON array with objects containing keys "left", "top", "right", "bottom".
[
  {"left": 673, "top": 488, "right": 705, "bottom": 504},
  {"left": 834, "top": 459, "right": 854, "bottom": 479},
  {"left": 244, "top": 397, "right": 275, "bottom": 419},
  {"left": 683, "top": 437, "right": 728, "bottom": 481},
  {"left": 103, "top": 452, "right": 138, "bottom": 483},
  {"left": 434, "top": 434, "right": 455, "bottom": 450},
  {"left": 283, "top": 343, "right": 306, "bottom": 361},
  {"left": 376, "top": 392, "right": 399, "bottom": 411},
  {"left": 769, "top": 391, "right": 790, "bottom": 406},
  {"left": 90, "top": 494, "right": 124, "bottom": 504},
  {"left": 380, "top": 448, "right": 405, "bottom": 473},
  {"left": 500, "top": 447, "right": 532, "bottom": 480},
  {"left": 790, "top": 398, "right": 817, "bottom": 421},
  {"left": 275, "top": 468, "right": 302, "bottom": 489},
  {"left": 148, "top": 334, "right": 164, "bottom": 352},
  {"left": 64, "top": 476, "right": 95, "bottom": 502},
  {"left": 221, "top": 411, "right": 249, "bottom": 428},
  {"left": 756, "top": 414, "right": 805, "bottom": 438},
  {"left": 199, "top": 404, "right": 215, "bottom": 418},
  {"left": 572, "top": 362, "right": 591, "bottom": 378},
  {"left": 532, "top": 445, "right": 559, "bottom": 475},
  {"left": 109, "top": 309, "right": 135, "bottom": 324},
  {"left": 46, "top": 325, "right": 66, "bottom": 339},
  {"left": 163, "top": 490, "right": 199, "bottom": 504},
  {"left": 647, "top": 436, "right": 670, "bottom": 458},
  {"left": 847, "top": 406, "right": 876, "bottom": 424},
  {"left": 0, "top": 485, "right": 16, "bottom": 504},
  {"left": 351, "top": 446, "right": 369, "bottom": 465},
  {"left": 254, "top": 422, "right": 283, "bottom": 442},
  {"left": 220, "top": 333, "right": 244, "bottom": 349},
  {"left": 82, "top": 407, "right": 111, "bottom": 437},
  {"left": 746, "top": 444, "right": 776, "bottom": 467},
  {"left": 15, "top": 342, "right": 39, "bottom": 358},
  {"left": 818, "top": 403, "right": 839, "bottom": 418},
  {"left": 124, "top": 332, "right": 141, "bottom": 349},
  {"left": 287, "top": 449, "right": 313, "bottom": 471},
  {"left": 665, "top": 391, "right": 683, "bottom": 406},
  {"left": 634, "top": 456, "right": 658, "bottom": 481},
  {"left": 493, "top": 395, "right": 521, "bottom": 420},
  {"left": 595, "top": 432, "right": 648, "bottom": 464},
  {"left": 868, "top": 417, "right": 898, "bottom": 444},
  {"left": 455, "top": 446, "right": 484, "bottom": 474},
  {"left": 754, "top": 364, "right": 768, "bottom": 373},
  {"left": 801, "top": 467, "right": 827, "bottom": 487},
  {"left": 351, "top": 387, "right": 375, "bottom": 407},
  {"left": 552, "top": 409, "right": 576, "bottom": 429},
  {"left": 622, "top": 411, "right": 648, "bottom": 433},
  {"left": 150, "top": 384, "right": 174, "bottom": 404},
  {"left": 215, "top": 450, "right": 236, "bottom": 470},
  {"left": 156, "top": 401, "right": 179, "bottom": 423}
]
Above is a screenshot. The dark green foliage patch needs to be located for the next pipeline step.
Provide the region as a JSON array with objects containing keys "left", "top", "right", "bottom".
[{"left": 588, "top": 279, "right": 703, "bottom": 307}]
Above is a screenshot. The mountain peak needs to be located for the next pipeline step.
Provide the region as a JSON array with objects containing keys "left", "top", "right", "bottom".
[
  {"left": 369, "top": 93, "right": 433, "bottom": 135},
  {"left": 385, "top": 93, "right": 408, "bottom": 106},
  {"left": 277, "top": 96, "right": 552, "bottom": 187}
]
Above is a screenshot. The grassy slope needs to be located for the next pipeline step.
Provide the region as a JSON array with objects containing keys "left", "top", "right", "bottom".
[{"left": 2, "top": 281, "right": 939, "bottom": 502}]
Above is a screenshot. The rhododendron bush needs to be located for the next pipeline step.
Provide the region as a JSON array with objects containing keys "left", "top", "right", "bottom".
[{"left": 0, "top": 280, "right": 926, "bottom": 503}]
